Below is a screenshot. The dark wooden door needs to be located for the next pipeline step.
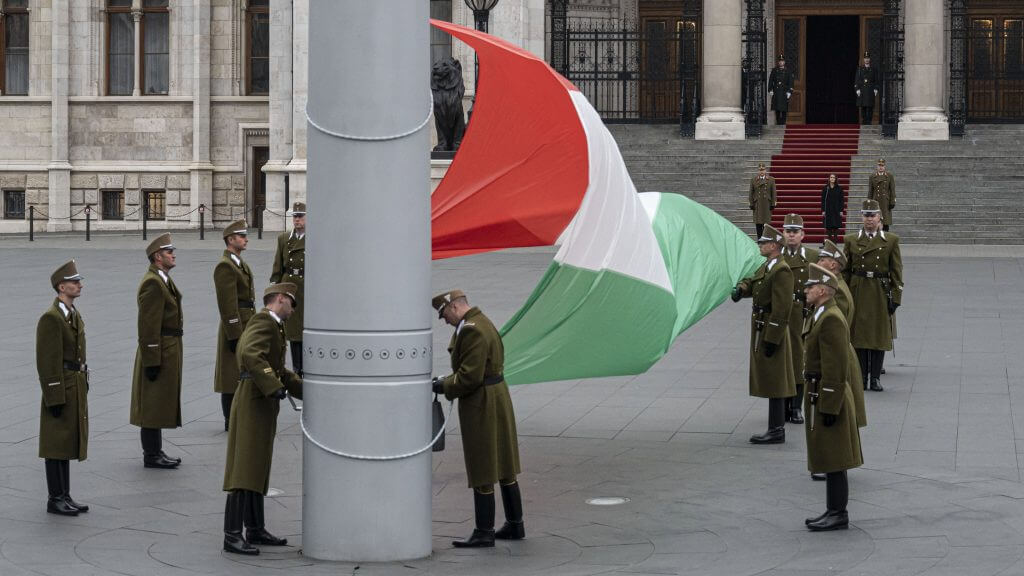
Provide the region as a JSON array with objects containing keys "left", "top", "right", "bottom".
[{"left": 252, "top": 146, "right": 268, "bottom": 228}]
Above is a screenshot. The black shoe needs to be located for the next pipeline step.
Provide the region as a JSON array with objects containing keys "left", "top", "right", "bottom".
[
  {"left": 159, "top": 451, "right": 182, "bottom": 464},
  {"left": 224, "top": 532, "right": 259, "bottom": 555},
  {"left": 789, "top": 408, "right": 804, "bottom": 425},
  {"left": 869, "top": 378, "right": 884, "bottom": 392},
  {"left": 144, "top": 454, "right": 180, "bottom": 469},
  {"left": 863, "top": 378, "right": 868, "bottom": 391},
  {"left": 495, "top": 521, "right": 525, "bottom": 540},
  {"left": 47, "top": 497, "right": 79, "bottom": 516},
  {"left": 64, "top": 495, "right": 89, "bottom": 512},
  {"left": 881, "top": 368, "right": 886, "bottom": 375},
  {"left": 246, "top": 527, "right": 288, "bottom": 546},
  {"left": 224, "top": 419, "right": 229, "bottom": 432},
  {"left": 810, "top": 473, "right": 827, "bottom": 482},
  {"left": 452, "top": 528, "right": 495, "bottom": 548},
  {"left": 749, "top": 427, "right": 785, "bottom": 444},
  {"left": 807, "top": 510, "right": 849, "bottom": 531},
  {"left": 805, "top": 509, "right": 829, "bottom": 525}
]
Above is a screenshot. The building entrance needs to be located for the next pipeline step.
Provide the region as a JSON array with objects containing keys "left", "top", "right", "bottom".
[{"left": 805, "top": 16, "right": 860, "bottom": 124}]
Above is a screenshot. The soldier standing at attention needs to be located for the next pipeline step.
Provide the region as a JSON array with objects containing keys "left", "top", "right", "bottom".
[
  {"left": 130, "top": 233, "right": 184, "bottom": 469},
  {"left": 768, "top": 55, "right": 794, "bottom": 125},
  {"left": 432, "top": 290, "right": 524, "bottom": 548},
  {"left": 817, "top": 240, "right": 866, "bottom": 432},
  {"left": 781, "top": 213, "right": 819, "bottom": 425},
  {"left": 37, "top": 260, "right": 90, "bottom": 516},
  {"left": 854, "top": 52, "right": 878, "bottom": 125},
  {"left": 867, "top": 158, "right": 895, "bottom": 231},
  {"left": 749, "top": 162, "right": 776, "bottom": 239},
  {"left": 731, "top": 225, "right": 796, "bottom": 445},
  {"left": 270, "top": 202, "right": 305, "bottom": 375},
  {"left": 802, "top": 264, "right": 863, "bottom": 531},
  {"left": 214, "top": 220, "right": 256, "bottom": 431},
  {"left": 222, "top": 283, "right": 303, "bottom": 556},
  {"left": 843, "top": 200, "right": 903, "bottom": 393}
]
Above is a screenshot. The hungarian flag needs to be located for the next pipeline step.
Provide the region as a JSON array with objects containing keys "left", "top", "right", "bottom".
[{"left": 431, "top": 21, "right": 762, "bottom": 385}]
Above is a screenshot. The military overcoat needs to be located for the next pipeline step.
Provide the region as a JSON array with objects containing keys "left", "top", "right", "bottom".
[
  {"left": 803, "top": 301, "right": 863, "bottom": 474},
  {"left": 783, "top": 245, "right": 819, "bottom": 389},
  {"left": 867, "top": 171, "right": 896, "bottom": 226},
  {"left": 854, "top": 66, "right": 877, "bottom": 107},
  {"left": 737, "top": 258, "right": 797, "bottom": 399},
  {"left": 130, "top": 265, "right": 183, "bottom": 429},
  {"left": 270, "top": 232, "right": 304, "bottom": 342},
  {"left": 213, "top": 251, "right": 255, "bottom": 394},
  {"left": 223, "top": 310, "right": 302, "bottom": 494},
  {"left": 833, "top": 278, "right": 867, "bottom": 428},
  {"left": 441, "top": 307, "right": 521, "bottom": 488},
  {"left": 749, "top": 176, "right": 777, "bottom": 225},
  {"left": 768, "top": 66, "right": 793, "bottom": 111},
  {"left": 37, "top": 299, "right": 89, "bottom": 461},
  {"left": 842, "top": 229, "right": 903, "bottom": 351}
]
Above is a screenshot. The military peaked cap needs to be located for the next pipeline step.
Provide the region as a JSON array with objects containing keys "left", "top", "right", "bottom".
[
  {"left": 146, "top": 233, "right": 175, "bottom": 257},
  {"left": 291, "top": 202, "right": 306, "bottom": 216},
  {"left": 877, "top": 158, "right": 886, "bottom": 166},
  {"left": 264, "top": 282, "right": 298, "bottom": 305},
  {"left": 223, "top": 219, "right": 248, "bottom": 238},
  {"left": 50, "top": 260, "right": 83, "bottom": 289},
  {"left": 758, "top": 162, "right": 766, "bottom": 170},
  {"left": 783, "top": 213, "right": 804, "bottom": 230},
  {"left": 805, "top": 263, "right": 839, "bottom": 289},
  {"left": 861, "top": 199, "right": 881, "bottom": 214},
  {"left": 432, "top": 289, "right": 466, "bottom": 319},
  {"left": 757, "top": 224, "right": 784, "bottom": 244},
  {"left": 818, "top": 239, "right": 847, "bottom": 267}
]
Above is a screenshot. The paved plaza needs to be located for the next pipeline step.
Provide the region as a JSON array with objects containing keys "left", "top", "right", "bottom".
[{"left": 1, "top": 234, "right": 1024, "bottom": 575}]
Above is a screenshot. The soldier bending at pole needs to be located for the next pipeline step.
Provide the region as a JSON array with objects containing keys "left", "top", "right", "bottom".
[
  {"left": 432, "top": 290, "right": 524, "bottom": 548},
  {"left": 802, "top": 264, "right": 863, "bottom": 531}
]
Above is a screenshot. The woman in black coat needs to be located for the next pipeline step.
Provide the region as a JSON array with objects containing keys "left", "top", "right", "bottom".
[{"left": 821, "top": 174, "right": 845, "bottom": 242}]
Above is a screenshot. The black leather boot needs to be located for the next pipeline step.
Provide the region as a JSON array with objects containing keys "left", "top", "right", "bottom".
[
  {"left": 749, "top": 426, "right": 785, "bottom": 444},
  {"left": 495, "top": 483, "right": 525, "bottom": 540},
  {"left": 61, "top": 460, "right": 88, "bottom": 512},
  {"left": 790, "top": 384, "right": 804, "bottom": 424},
  {"left": 807, "top": 510, "right": 849, "bottom": 531},
  {"left": 453, "top": 490, "right": 496, "bottom": 548},
  {"left": 810, "top": 473, "right": 826, "bottom": 481},
  {"left": 245, "top": 491, "right": 288, "bottom": 546},
  {"left": 45, "top": 459, "right": 78, "bottom": 516},
  {"left": 869, "top": 377, "right": 884, "bottom": 392},
  {"left": 805, "top": 510, "right": 829, "bottom": 525},
  {"left": 224, "top": 492, "right": 259, "bottom": 555}
]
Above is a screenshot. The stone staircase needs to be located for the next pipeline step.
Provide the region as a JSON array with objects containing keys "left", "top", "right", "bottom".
[{"left": 610, "top": 123, "right": 1024, "bottom": 244}]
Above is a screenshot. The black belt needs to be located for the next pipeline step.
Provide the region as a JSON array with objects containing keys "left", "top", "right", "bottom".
[
  {"left": 238, "top": 300, "right": 255, "bottom": 309},
  {"left": 483, "top": 374, "right": 504, "bottom": 386},
  {"left": 853, "top": 270, "right": 889, "bottom": 279},
  {"left": 161, "top": 328, "right": 183, "bottom": 337},
  {"left": 63, "top": 361, "right": 87, "bottom": 372}
]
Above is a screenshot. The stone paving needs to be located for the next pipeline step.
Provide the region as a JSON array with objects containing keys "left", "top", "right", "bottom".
[{"left": 1, "top": 234, "right": 1024, "bottom": 575}]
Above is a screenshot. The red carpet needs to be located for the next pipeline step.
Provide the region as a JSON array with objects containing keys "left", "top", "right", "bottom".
[{"left": 769, "top": 125, "right": 859, "bottom": 244}]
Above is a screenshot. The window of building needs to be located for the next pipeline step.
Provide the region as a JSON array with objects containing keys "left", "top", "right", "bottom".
[
  {"left": 2, "top": 0, "right": 29, "bottom": 95},
  {"left": 101, "top": 190, "right": 124, "bottom": 220},
  {"left": 246, "top": 0, "right": 269, "bottom": 95},
  {"left": 144, "top": 190, "right": 165, "bottom": 220},
  {"left": 107, "top": 0, "right": 134, "bottom": 95},
  {"left": 430, "top": 0, "right": 453, "bottom": 64},
  {"left": 142, "top": 0, "right": 169, "bottom": 94},
  {"left": 3, "top": 189, "right": 24, "bottom": 219}
]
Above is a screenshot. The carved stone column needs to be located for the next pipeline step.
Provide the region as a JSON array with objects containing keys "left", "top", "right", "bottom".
[
  {"left": 48, "top": 1, "right": 71, "bottom": 231},
  {"left": 695, "top": 0, "right": 745, "bottom": 140},
  {"left": 132, "top": 6, "right": 142, "bottom": 96},
  {"left": 898, "top": 0, "right": 949, "bottom": 140}
]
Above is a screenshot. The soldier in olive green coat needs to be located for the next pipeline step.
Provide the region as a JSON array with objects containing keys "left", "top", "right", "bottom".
[
  {"left": 433, "top": 290, "right": 524, "bottom": 549},
  {"left": 130, "top": 233, "right": 184, "bottom": 469},
  {"left": 270, "top": 202, "right": 305, "bottom": 374},
  {"left": 749, "top": 163, "right": 776, "bottom": 238},
  {"left": 37, "top": 260, "right": 90, "bottom": 516},
  {"left": 781, "top": 213, "right": 819, "bottom": 425},
  {"left": 819, "top": 240, "right": 866, "bottom": 429},
  {"left": 802, "top": 264, "right": 863, "bottom": 532},
  {"left": 222, "top": 283, "right": 303, "bottom": 556},
  {"left": 732, "top": 225, "right": 796, "bottom": 445},
  {"left": 843, "top": 199, "right": 903, "bottom": 392},
  {"left": 214, "top": 220, "right": 256, "bottom": 431},
  {"left": 867, "top": 158, "right": 895, "bottom": 230}
]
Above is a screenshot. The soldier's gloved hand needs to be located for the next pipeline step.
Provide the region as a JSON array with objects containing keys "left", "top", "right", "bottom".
[
  {"left": 48, "top": 404, "right": 63, "bottom": 418},
  {"left": 874, "top": 89, "right": 878, "bottom": 96},
  {"left": 270, "top": 387, "right": 287, "bottom": 400},
  {"left": 228, "top": 339, "right": 238, "bottom": 353},
  {"left": 730, "top": 287, "right": 742, "bottom": 303},
  {"left": 762, "top": 341, "right": 777, "bottom": 358},
  {"left": 888, "top": 302, "right": 899, "bottom": 315},
  {"left": 145, "top": 365, "right": 160, "bottom": 382},
  {"left": 856, "top": 90, "right": 861, "bottom": 97},
  {"left": 431, "top": 377, "right": 444, "bottom": 395},
  {"left": 822, "top": 413, "right": 836, "bottom": 427}
]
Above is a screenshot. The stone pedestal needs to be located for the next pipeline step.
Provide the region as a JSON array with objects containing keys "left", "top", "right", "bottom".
[
  {"left": 898, "top": 0, "right": 948, "bottom": 140},
  {"left": 262, "top": 162, "right": 288, "bottom": 233},
  {"left": 46, "top": 165, "right": 72, "bottom": 232},
  {"left": 696, "top": 0, "right": 744, "bottom": 140}
]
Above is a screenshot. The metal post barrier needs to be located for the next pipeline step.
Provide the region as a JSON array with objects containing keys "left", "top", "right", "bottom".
[
  {"left": 257, "top": 204, "right": 264, "bottom": 240},
  {"left": 142, "top": 191, "right": 148, "bottom": 240},
  {"left": 199, "top": 204, "right": 205, "bottom": 240},
  {"left": 29, "top": 205, "right": 34, "bottom": 241},
  {"left": 85, "top": 205, "right": 92, "bottom": 241}
]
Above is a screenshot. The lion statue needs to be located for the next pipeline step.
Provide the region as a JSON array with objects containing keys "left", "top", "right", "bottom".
[{"left": 431, "top": 57, "right": 466, "bottom": 153}]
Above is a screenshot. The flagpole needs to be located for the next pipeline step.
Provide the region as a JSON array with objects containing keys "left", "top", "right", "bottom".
[{"left": 304, "top": 0, "right": 433, "bottom": 561}]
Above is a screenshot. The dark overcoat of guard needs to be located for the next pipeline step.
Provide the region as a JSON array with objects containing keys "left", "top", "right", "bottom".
[{"left": 130, "top": 265, "right": 184, "bottom": 429}]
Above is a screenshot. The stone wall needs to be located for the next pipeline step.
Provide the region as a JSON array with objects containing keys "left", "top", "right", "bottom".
[
  {"left": 0, "top": 103, "right": 51, "bottom": 162},
  {"left": 211, "top": 100, "right": 269, "bottom": 164},
  {"left": 67, "top": 172, "right": 193, "bottom": 230},
  {"left": 69, "top": 102, "right": 193, "bottom": 163}
]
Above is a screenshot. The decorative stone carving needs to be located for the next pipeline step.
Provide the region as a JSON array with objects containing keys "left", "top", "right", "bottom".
[{"left": 431, "top": 57, "right": 466, "bottom": 154}]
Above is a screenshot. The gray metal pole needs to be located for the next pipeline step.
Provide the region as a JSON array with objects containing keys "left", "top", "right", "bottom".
[{"left": 304, "top": 0, "right": 433, "bottom": 561}]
